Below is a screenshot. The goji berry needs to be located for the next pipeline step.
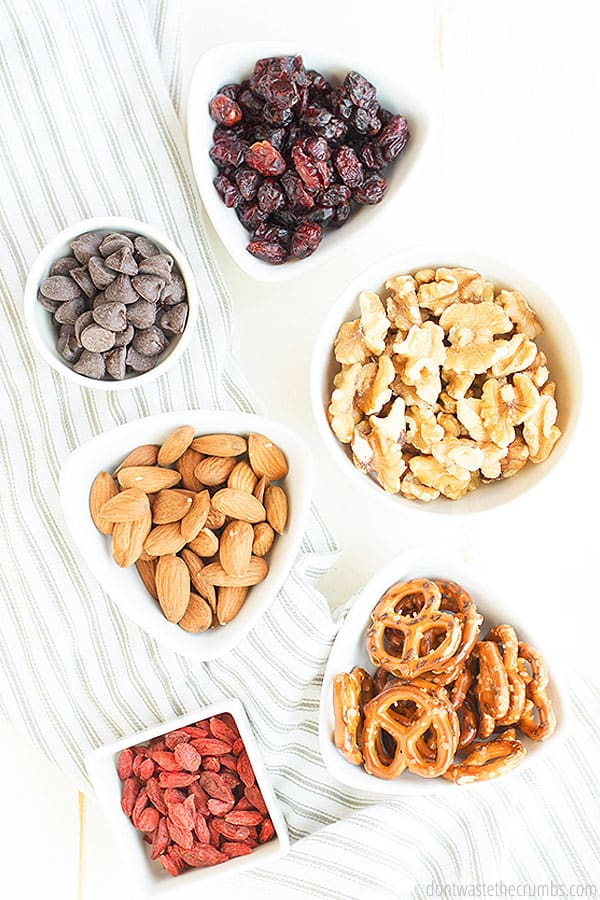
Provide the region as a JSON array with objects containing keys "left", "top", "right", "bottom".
[
  {"left": 212, "top": 818, "right": 250, "bottom": 841},
  {"left": 150, "top": 816, "right": 169, "bottom": 860},
  {"left": 188, "top": 782, "right": 210, "bottom": 817},
  {"left": 158, "top": 772, "right": 199, "bottom": 789},
  {"left": 225, "top": 810, "right": 263, "bottom": 826},
  {"left": 244, "top": 784, "right": 268, "bottom": 816},
  {"left": 218, "top": 713, "right": 240, "bottom": 738},
  {"left": 117, "top": 748, "right": 133, "bottom": 780},
  {"left": 198, "top": 772, "right": 233, "bottom": 802},
  {"left": 146, "top": 778, "right": 168, "bottom": 816},
  {"left": 150, "top": 750, "right": 180, "bottom": 772},
  {"left": 132, "top": 754, "right": 144, "bottom": 778},
  {"left": 159, "top": 849, "right": 184, "bottom": 877},
  {"left": 164, "top": 729, "right": 190, "bottom": 750},
  {"left": 168, "top": 801, "right": 195, "bottom": 831},
  {"left": 139, "top": 758, "right": 155, "bottom": 781},
  {"left": 221, "top": 841, "right": 253, "bottom": 858},
  {"left": 202, "top": 756, "right": 220, "bottom": 773},
  {"left": 219, "top": 769, "right": 240, "bottom": 789},
  {"left": 182, "top": 723, "right": 210, "bottom": 739},
  {"left": 194, "top": 813, "right": 211, "bottom": 844},
  {"left": 178, "top": 843, "right": 227, "bottom": 867},
  {"left": 167, "top": 817, "right": 193, "bottom": 850},
  {"left": 163, "top": 787, "right": 187, "bottom": 806},
  {"left": 174, "top": 741, "right": 201, "bottom": 772},
  {"left": 207, "top": 818, "right": 222, "bottom": 848},
  {"left": 259, "top": 818, "right": 275, "bottom": 843},
  {"left": 120, "top": 777, "right": 140, "bottom": 817},
  {"left": 236, "top": 750, "right": 255, "bottom": 786},
  {"left": 131, "top": 788, "right": 148, "bottom": 828},
  {"left": 207, "top": 797, "right": 234, "bottom": 817},
  {"left": 209, "top": 716, "right": 238, "bottom": 745},
  {"left": 233, "top": 797, "right": 253, "bottom": 811},
  {"left": 137, "top": 807, "right": 159, "bottom": 833},
  {"left": 219, "top": 754, "right": 238, "bottom": 771},
  {"left": 232, "top": 738, "right": 244, "bottom": 755},
  {"left": 191, "top": 738, "right": 232, "bottom": 756}
]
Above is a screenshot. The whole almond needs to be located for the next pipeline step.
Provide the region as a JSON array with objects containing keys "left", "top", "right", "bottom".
[
  {"left": 113, "top": 444, "right": 159, "bottom": 476},
  {"left": 202, "top": 556, "right": 268, "bottom": 587},
  {"left": 219, "top": 520, "right": 254, "bottom": 577},
  {"left": 180, "top": 490, "right": 210, "bottom": 542},
  {"left": 152, "top": 489, "right": 193, "bottom": 524},
  {"left": 228, "top": 460, "right": 258, "bottom": 493},
  {"left": 187, "top": 528, "right": 219, "bottom": 558},
  {"left": 176, "top": 448, "right": 204, "bottom": 491},
  {"left": 252, "top": 522, "right": 275, "bottom": 557},
  {"left": 212, "top": 488, "right": 265, "bottom": 524},
  {"left": 217, "top": 586, "right": 248, "bottom": 625},
  {"left": 155, "top": 555, "right": 190, "bottom": 623},
  {"left": 144, "top": 522, "right": 187, "bottom": 556},
  {"left": 112, "top": 507, "right": 152, "bottom": 568},
  {"left": 117, "top": 466, "right": 181, "bottom": 492},
  {"left": 205, "top": 505, "right": 226, "bottom": 530},
  {"left": 90, "top": 471, "right": 118, "bottom": 534},
  {"left": 253, "top": 475, "right": 268, "bottom": 504},
  {"left": 179, "top": 592, "right": 212, "bottom": 633},
  {"left": 194, "top": 456, "right": 237, "bottom": 486},
  {"left": 157, "top": 425, "right": 196, "bottom": 466},
  {"left": 99, "top": 487, "right": 149, "bottom": 523},
  {"left": 136, "top": 557, "right": 158, "bottom": 599},
  {"left": 191, "top": 434, "right": 247, "bottom": 457},
  {"left": 248, "top": 433, "right": 288, "bottom": 481},
  {"left": 181, "top": 548, "right": 217, "bottom": 611},
  {"left": 264, "top": 485, "right": 288, "bottom": 534}
]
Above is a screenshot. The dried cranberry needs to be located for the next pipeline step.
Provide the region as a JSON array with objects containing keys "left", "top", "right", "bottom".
[
  {"left": 209, "top": 138, "right": 248, "bottom": 169},
  {"left": 302, "top": 107, "right": 346, "bottom": 142},
  {"left": 247, "top": 240, "right": 288, "bottom": 264},
  {"left": 359, "top": 141, "right": 385, "bottom": 170},
  {"left": 320, "top": 184, "right": 351, "bottom": 207},
  {"left": 281, "top": 172, "right": 314, "bottom": 208},
  {"left": 333, "top": 146, "right": 364, "bottom": 187},
  {"left": 213, "top": 124, "right": 244, "bottom": 143},
  {"left": 352, "top": 173, "right": 386, "bottom": 204},
  {"left": 213, "top": 174, "right": 241, "bottom": 208},
  {"left": 234, "top": 167, "right": 261, "bottom": 201},
  {"left": 253, "top": 222, "right": 291, "bottom": 249},
  {"left": 303, "top": 206, "right": 335, "bottom": 226},
  {"left": 330, "top": 203, "right": 352, "bottom": 227},
  {"left": 245, "top": 141, "right": 286, "bottom": 176},
  {"left": 332, "top": 89, "right": 354, "bottom": 121},
  {"left": 375, "top": 114, "right": 409, "bottom": 162},
  {"left": 217, "top": 83, "right": 240, "bottom": 101},
  {"left": 378, "top": 107, "right": 394, "bottom": 125},
  {"left": 209, "top": 94, "right": 243, "bottom": 127},
  {"left": 237, "top": 89, "right": 264, "bottom": 123},
  {"left": 257, "top": 179, "right": 285, "bottom": 213},
  {"left": 290, "top": 222, "right": 322, "bottom": 259},
  {"left": 236, "top": 202, "right": 267, "bottom": 232},
  {"left": 307, "top": 69, "right": 329, "bottom": 93},
  {"left": 272, "top": 207, "right": 301, "bottom": 228},
  {"left": 351, "top": 107, "right": 370, "bottom": 135},
  {"left": 343, "top": 71, "right": 377, "bottom": 109},
  {"left": 291, "top": 142, "right": 329, "bottom": 191},
  {"left": 263, "top": 104, "right": 294, "bottom": 127},
  {"left": 305, "top": 136, "right": 330, "bottom": 161}
]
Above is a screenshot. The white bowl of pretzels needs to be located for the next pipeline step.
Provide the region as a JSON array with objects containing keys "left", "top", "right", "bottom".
[{"left": 319, "top": 547, "right": 569, "bottom": 795}]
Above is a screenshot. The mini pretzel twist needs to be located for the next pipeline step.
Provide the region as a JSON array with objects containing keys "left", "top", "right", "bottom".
[
  {"left": 332, "top": 667, "right": 374, "bottom": 765},
  {"left": 517, "top": 642, "right": 557, "bottom": 741},
  {"left": 362, "top": 681, "right": 459, "bottom": 779},
  {"left": 366, "top": 579, "right": 462, "bottom": 679},
  {"left": 428, "top": 580, "right": 483, "bottom": 685},
  {"left": 443, "top": 731, "right": 526, "bottom": 784},
  {"left": 474, "top": 641, "right": 510, "bottom": 736},
  {"left": 486, "top": 624, "right": 527, "bottom": 726}
]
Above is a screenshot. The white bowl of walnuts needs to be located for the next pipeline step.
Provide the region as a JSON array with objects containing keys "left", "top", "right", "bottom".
[{"left": 310, "top": 249, "right": 581, "bottom": 514}]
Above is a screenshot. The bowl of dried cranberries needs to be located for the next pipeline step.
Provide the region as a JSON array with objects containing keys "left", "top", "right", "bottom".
[{"left": 187, "top": 43, "right": 429, "bottom": 281}]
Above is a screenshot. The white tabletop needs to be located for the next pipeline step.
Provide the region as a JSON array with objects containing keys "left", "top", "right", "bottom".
[{"left": 2, "top": 1, "right": 598, "bottom": 897}]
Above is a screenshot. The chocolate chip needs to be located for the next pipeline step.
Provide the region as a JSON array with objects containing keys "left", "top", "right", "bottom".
[
  {"left": 74, "top": 310, "right": 94, "bottom": 343},
  {"left": 40, "top": 275, "right": 82, "bottom": 302},
  {"left": 160, "top": 272, "right": 186, "bottom": 305},
  {"left": 71, "top": 232, "right": 103, "bottom": 265},
  {"left": 57, "top": 326, "right": 82, "bottom": 363},
  {"left": 99, "top": 232, "right": 134, "bottom": 258},
  {"left": 105, "top": 346, "right": 127, "bottom": 380},
  {"left": 125, "top": 346, "right": 157, "bottom": 373},
  {"left": 104, "top": 273, "right": 138, "bottom": 304},
  {"left": 104, "top": 246, "right": 138, "bottom": 276},
  {"left": 54, "top": 296, "right": 86, "bottom": 325},
  {"left": 138, "top": 254, "right": 173, "bottom": 282},
  {"left": 37, "top": 290, "right": 60, "bottom": 313},
  {"left": 88, "top": 255, "right": 117, "bottom": 289},
  {"left": 93, "top": 301, "right": 127, "bottom": 332},
  {"left": 69, "top": 265, "right": 97, "bottom": 299},
  {"left": 92, "top": 291, "right": 106, "bottom": 309},
  {"left": 127, "top": 299, "right": 156, "bottom": 329},
  {"left": 134, "top": 235, "right": 159, "bottom": 259},
  {"left": 131, "top": 273, "right": 164, "bottom": 302},
  {"left": 132, "top": 325, "right": 168, "bottom": 357},
  {"left": 50, "top": 257, "right": 79, "bottom": 276},
  {"left": 74, "top": 350, "right": 106, "bottom": 379},
  {"left": 158, "top": 302, "right": 188, "bottom": 334},
  {"left": 113, "top": 323, "right": 135, "bottom": 347},
  {"left": 80, "top": 324, "right": 115, "bottom": 352}
]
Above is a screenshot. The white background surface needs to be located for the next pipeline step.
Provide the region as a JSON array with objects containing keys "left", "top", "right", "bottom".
[{"left": 2, "top": 1, "right": 599, "bottom": 897}]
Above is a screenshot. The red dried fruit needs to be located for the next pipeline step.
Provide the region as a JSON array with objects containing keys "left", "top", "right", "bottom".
[
  {"left": 245, "top": 141, "right": 286, "bottom": 176},
  {"left": 195, "top": 813, "right": 211, "bottom": 844},
  {"left": 257, "top": 179, "right": 285, "bottom": 214},
  {"left": 150, "top": 816, "right": 170, "bottom": 860},
  {"left": 174, "top": 741, "right": 201, "bottom": 772},
  {"left": 167, "top": 817, "right": 194, "bottom": 850},
  {"left": 137, "top": 806, "right": 160, "bottom": 833},
  {"left": 188, "top": 782, "right": 210, "bottom": 817},
  {"left": 247, "top": 240, "right": 287, "bottom": 264},
  {"left": 237, "top": 202, "right": 268, "bottom": 232},
  {"left": 121, "top": 776, "right": 141, "bottom": 818},
  {"left": 331, "top": 203, "right": 351, "bottom": 227},
  {"left": 281, "top": 172, "right": 314, "bottom": 208},
  {"left": 131, "top": 788, "right": 149, "bottom": 828},
  {"left": 344, "top": 71, "right": 377, "bottom": 109},
  {"left": 202, "top": 756, "right": 221, "bottom": 773},
  {"left": 207, "top": 818, "right": 222, "bottom": 848},
  {"left": 225, "top": 810, "right": 263, "bottom": 826},
  {"left": 209, "top": 94, "right": 243, "bottom": 127},
  {"left": 232, "top": 738, "right": 244, "bottom": 755},
  {"left": 169, "top": 801, "right": 195, "bottom": 831},
  {"left": 212, "top": 818, "right": 250, "bottom": 841},
  {"left": 182, "top": 723, "right": 210, "bottom": 739},
  {"left": 146, "top": 778, "right": 168, "bottom": 816},
  {"left": 132, "top": 754, "right": 144, "bottom": 778},
  {"left": 163, "top": 787, "right": 187, "bottom": 806},
  {"left": 158, "top": 771, "right": 199, "bottom": 788},
  {"left": 150, "top": 750, "right": 180, "bottom": 772},
  {"left": 236, "top": 750, "right": 256, "bottom": 787},
  {"left": 207, "top": 797, "right": 235, "bottom": 816},
  {"left": 159, "top": 849, "right": 185, "bottom": 877},
  {"left": 198, "top": 771, "right": 234, "bottom": 802},
  {"left": 234, "top": 167, "right": 261, "bottom": 201},
  {"left": 217, "top": 83, "right": 240, "bottom": 101},
  {"left": 217, "top": 713, "right": 240, "bottom": 738},
  {"left": 233, "top": 797, "right": 253, "bottom": 811},
  {"left": 302, "top": 106, "right": 346, "bottom": 141},
  {"left": 352, "top": 173, "right": 386, "bottom": 204},
  {"left": 375, "top": 113, "right": 409, "bottom": 162},
  {"left": 178, "top": 844, "right": 227, "bottom": 867},
  {"left": 117, "top": 748, "right": 134, "bottom": 780},
  {"left": 213, "top": 174, "right": 241, "bottom": 208},
  {"left": 244, "top": 784, "right": 268, "bottom": 816},
  {"left": 219, "top": 754, "right": 238, "bottom": 772},
  {"left": 320, "top": 184, "right": 351, "bottom": 207},
  {"left": 290, "top": 221, "right": 322, "bottom": 259},
  {"left": 209, "top": 138, "right": 248, "bottom": 170},
  {"left": 139, "top": 758, "right": 155, "bottom": 781},
  {"left": 218, "top": 770, "right": 240, "bottom": 792},
  {"left": 221, "top": 842, "right": 253, "bottom": 859},
  {"left": 192, "top": 738, "right": 232, "bottom": 756},
  {"left": 259, "top": 818, "right": 275, "bottom": 843},
  {"left": 291, "top": 142, "right": 329, "bottom": 191},
  {"left": 164, "top": 730, "right": 190, "bottom": 750},
  {"left": 334, "top": 146, "right": 364, "bottom": 187}
]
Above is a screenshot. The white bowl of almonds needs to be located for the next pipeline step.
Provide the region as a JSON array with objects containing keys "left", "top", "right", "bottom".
[
  {"left": 311, "top": 249, "right": 581, "bottom": 513},
  {"left": 59, "top": 410, "right": 312, "bottom": 658}
]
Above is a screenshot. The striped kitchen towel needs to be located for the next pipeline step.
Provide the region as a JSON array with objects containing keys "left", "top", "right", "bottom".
[{"left": 0, "top": 1, "right": 598, "bottom": 897}]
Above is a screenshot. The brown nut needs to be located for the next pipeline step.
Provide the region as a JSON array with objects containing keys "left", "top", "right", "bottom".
[
  {"left": 219, "top": 520, "right": 254, "bottom": 577},
  {"left": 264, "top": 485, "right": 288, "bottom": 534},
  {"left": 252, "top": 522, "right": 274, "bottom": 557}
]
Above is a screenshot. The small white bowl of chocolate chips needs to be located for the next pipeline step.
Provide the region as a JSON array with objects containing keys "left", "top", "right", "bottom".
[{"left": 24, "top": 217, "right": 198, "bottom": 390}]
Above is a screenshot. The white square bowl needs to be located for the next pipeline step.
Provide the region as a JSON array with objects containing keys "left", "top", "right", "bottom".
[
  {"left": 23, "top": 217, "right": 199, "bottom": 391},
  {"left": 186, "top": 42, "right": 430, "bottom": 282},
  {"left": 319, "top": 547, "right": 570, "bottom": 796},
  {"left": 85, "top": 698, "right": 290, "bottom": 897},
  {"left": 59, "top": 409, "right": 313, "bottom": 659},
  {"left": 310, "top": 247, "right": 582, "bottom": 515}
]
